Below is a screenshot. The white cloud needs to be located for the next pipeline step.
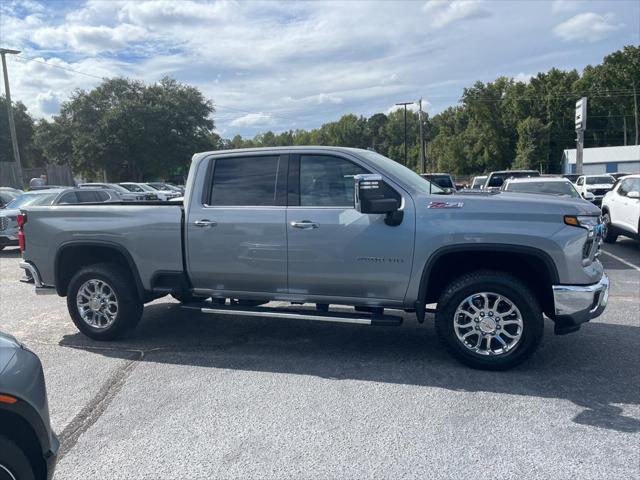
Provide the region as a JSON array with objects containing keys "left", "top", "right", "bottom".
[
  {"left": 314, "top": 93, "right": 344, "bottom": 105},
  {"left": 422, "top": 0, "right": 490, "bottom": 29},
  {"left": 514, "top": 72, "right": 534, "bottom": 83},
  {"left": 229, "top": 112, "right": 275, "bottom": 128},
  {"left": 553, "top": 12, "right": 622, "bottom": 42},
  {"left": 3, "top": 0, "right": 637, "bottom": 135},
  {"left": 32, "top": 23, "right": 148, "bottom": 54},
  {"left": 36, "top": 91, "right": 61, "bottom": 114},
  {"left": 551, "top": 0, "right": 581, "bottom": 13}
]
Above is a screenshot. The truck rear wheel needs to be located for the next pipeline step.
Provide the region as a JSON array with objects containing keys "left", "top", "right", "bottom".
[
  {"left": 435, "top": 270, "right": 543, "bottom": 370},
  {"left": 66, "top": 263, "right": 143, "bottom": 340}
]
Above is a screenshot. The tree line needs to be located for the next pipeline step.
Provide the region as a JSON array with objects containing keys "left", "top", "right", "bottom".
[{"left": 1, "top": 46, "right": 637, "bottom": 181}]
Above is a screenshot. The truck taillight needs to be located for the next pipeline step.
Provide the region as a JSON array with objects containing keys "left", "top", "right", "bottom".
[{"left": 17, "top": 213, "right": 26, "bottom": 252}]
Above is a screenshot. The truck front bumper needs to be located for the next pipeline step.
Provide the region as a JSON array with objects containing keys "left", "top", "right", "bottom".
[{"left": 552, "top": 273, "right": 609, "bottom": 334}]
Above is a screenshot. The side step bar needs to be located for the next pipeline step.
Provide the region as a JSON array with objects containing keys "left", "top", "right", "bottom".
[{"left": 182, "top": 303, "right": 403, "bottom": 327}]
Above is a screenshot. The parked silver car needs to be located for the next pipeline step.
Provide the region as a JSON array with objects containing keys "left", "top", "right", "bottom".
[
  {"left": 0, "top": 188, "right": 119, "bottom": 250},
  {"left": 0, "top": 331, "right": 59, "bottom": 480},
  {"left": 120, "top": 182, "right": 180, "bottom": 201},
  {"left": 78, "top": 183, "right": 149, "bottom": 201}
]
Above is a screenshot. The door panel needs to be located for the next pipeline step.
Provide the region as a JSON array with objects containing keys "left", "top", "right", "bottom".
[
  {"left": 287, "top": 207, "right": 415, "bottom": 300},
  {"left": 186, "top": 155, "right": 288, "bottom": 294},
  {"left": 286, "top": 154, "right": 415, "bottom": 301}
]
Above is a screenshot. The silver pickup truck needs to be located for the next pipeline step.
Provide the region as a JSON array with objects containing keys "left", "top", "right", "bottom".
[{"left": 18, "top": 147, "right": 609, "bottom": 370}]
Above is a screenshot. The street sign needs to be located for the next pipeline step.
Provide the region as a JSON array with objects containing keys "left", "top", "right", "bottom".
[{"left": 575, "top": 97, "right": 587, "bottom": 131}]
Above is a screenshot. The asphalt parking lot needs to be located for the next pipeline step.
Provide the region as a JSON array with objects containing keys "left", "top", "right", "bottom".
[{"left": 1, "top": 241, "right": 639, "bottom": 479}]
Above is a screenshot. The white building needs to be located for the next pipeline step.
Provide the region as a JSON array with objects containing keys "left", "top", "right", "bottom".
[{"left": 562, "top": 145, "right": 640, "bottom": 175}]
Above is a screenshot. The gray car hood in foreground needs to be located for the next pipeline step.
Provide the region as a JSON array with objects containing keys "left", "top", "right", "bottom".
[{"left": 0, "top": 331, "right": 21, "bottom": 376}]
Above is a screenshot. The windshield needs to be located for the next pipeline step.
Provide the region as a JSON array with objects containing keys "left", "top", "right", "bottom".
[
  {"left": 358, "top": 150, "right": 443, "bottom": 194},
  {"left": 586, "top": 176, "right": 614, "bottom": 185},
  {"left": 148, "top": 183, "right": 172, "bottom": 191},
  {"left": 121, "top": 184, "right": 145, "bottom": 192},
  {"left": 487, "top": 171, "right": 539, "bottom": 187},
  {"left": 505, "top": 181, "right": 580, "bottom": 198},
  {"left": 6, "top": 192, "right": 59, "bottom": 209},
  {"left": 424, "top": 175, "right": 455, "bottom": 189}
]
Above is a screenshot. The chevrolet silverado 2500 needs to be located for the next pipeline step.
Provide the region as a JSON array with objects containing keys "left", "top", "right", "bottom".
[{"left": 18, "top": 147, "right": 609, "bottom": 370}]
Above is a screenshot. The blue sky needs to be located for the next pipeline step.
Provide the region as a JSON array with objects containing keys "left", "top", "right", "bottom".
[{"left": 1, "top": 0, "right": 638, "bottom": 138}]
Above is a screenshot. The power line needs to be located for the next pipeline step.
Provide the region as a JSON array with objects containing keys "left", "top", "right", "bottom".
[{"left": 14, "top": 54, "right": 106, "bottom": 80}]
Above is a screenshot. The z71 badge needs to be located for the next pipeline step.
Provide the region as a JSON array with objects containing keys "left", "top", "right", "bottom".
[{"left": 427, "top": 201, "right": 464, "bottom": 209}]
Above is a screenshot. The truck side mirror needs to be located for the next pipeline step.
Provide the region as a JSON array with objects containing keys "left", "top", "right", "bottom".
[
  {"left": 583, "top": 191, "right": 595, "bottom": 201},
  {"left": 354, "top": 174, "right": 403, "bottom": 226},
  {"left": 627, "top": 191, "right": 640, "bottom": 199}
]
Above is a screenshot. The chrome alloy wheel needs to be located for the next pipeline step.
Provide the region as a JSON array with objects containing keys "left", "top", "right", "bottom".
[
  {"left": 76, "top": 279, "right": 119, "bottom": 329},
  {"left": 453, "top": 292, "right": 523, "bottom": 356}
]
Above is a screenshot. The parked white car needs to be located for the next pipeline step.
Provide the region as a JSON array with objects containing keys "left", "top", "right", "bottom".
[
  {"left": 601, "top": 174, "right": 640, "bottom": 243},
  {"left": 574, "top": 175, "right": 616, "bottom": 205},
  {"left": 501, "top": 177, "right": 584, "bottom": 200},
  {"left": 120, "top": 182, "right": 181, "bottom": 202}
]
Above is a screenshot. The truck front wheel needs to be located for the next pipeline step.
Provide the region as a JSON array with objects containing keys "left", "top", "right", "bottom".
[
  {"left": 66, "top": 263, "right": 143, "bottom": 340},
  {"left": 435, "top": 270, "right": 543, "bottom": 370}
]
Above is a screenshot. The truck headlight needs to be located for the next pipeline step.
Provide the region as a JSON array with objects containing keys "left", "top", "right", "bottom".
[{"left": 564, "top": 215, "right": 600, "bottom": 234}]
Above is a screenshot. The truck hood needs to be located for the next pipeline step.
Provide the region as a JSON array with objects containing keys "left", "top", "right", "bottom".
[{"left": 421, "top": 190, "right": 601, "bottom": 216}]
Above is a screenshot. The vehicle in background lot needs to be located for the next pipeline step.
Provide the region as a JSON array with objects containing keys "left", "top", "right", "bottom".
[
  {"left": 0, "top": 331, "right": 59, "bottom": 480},
  {"left": 470, "top": 176, "right": 487, "bottom": 190},
  {"left": 575, "top": 174, "right": 615, "bottom": 205},
  {"left": 120, "top": 182, "right": 178, "bottom": 201},
  {"left": 1, "top": 188, "right": 119, "bottom": 250},
  {"left": 501, "top": 177, "right": 586, "bottom": 200},
  {"left": 18, "top": 146, "right": 608, "bottom": 370},
  {"left": 562, "top": 174, "right": 580, "bottom": 183},
  {"left": 1, "top": 190, "right": 63, "bottom": 250},
  {"left": 420, "top": 173, "right": 456, "bottom": 193},
  {"left": 601, "top": 174, "right": 640, "bottom": 243},
  {"left": 0, "top": 188, "right": 22, "bottom": 208},
  {"left": 78, "top": 183, "right": 148, "bottom": 201},
  {"left": 484, "top": 170, "right": 540, "bottom": 190},
  {"left": 610, "top": 172, "right": 635, "bottom": 181},
  {"left": 147, "top": 182, "right": 184, "bottom": 195}
]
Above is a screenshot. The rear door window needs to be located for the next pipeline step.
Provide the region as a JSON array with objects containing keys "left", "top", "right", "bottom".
[{"left": 209, "top": 156, "right": 281, "bottom": 206}]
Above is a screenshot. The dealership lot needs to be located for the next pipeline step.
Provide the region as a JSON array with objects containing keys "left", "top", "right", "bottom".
[{"left": 1, "top": 242, "right": 638, "bottom": 479}]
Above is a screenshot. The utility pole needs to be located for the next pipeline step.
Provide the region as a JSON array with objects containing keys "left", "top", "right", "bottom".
[
  {"left": 633, "top": 80, "right": 638, "bottom": 145},
  {"left": 396, "top": 101, "right": 413, "bottom": 166},
  {"left": 418, "top": 98, "right": 426, "bottom": 174},
  {"left": 1, "top": 48, "right": 23, "bottom": 187},
  {"left": 575, "top": 97, "right": 587, "bottom": 175}
]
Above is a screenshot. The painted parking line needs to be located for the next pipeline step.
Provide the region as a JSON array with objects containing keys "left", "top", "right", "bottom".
[{"left": 600, "top": 250, "right": 640, "bottom": 272}]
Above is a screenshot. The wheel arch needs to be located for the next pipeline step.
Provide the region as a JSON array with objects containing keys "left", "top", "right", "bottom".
[
  {"left": 0, "top": 408, "right": 47, "bottom": 480},
  {"left": 54, "top": 241, "right": 145, "bottom": 299},
  {"left": 415, "top": 244, "right": 559, "bottom": 322}
]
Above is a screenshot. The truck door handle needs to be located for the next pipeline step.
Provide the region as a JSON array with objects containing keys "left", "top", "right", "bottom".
[
  {"left": 194, "top": 219, "right": 217, "bottom": 227},
  {"left": 290, "top": 220, "right": 319, "bottom": 229}
]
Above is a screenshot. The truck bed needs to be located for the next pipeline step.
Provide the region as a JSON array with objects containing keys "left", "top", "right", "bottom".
[{"left": 21, "top": 204, "right": 184, "bottom": 291}]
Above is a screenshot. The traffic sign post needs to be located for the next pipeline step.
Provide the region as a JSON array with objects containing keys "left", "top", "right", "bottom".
[{"left": 575, "top": 97, "right": 587, "bottom": 175}]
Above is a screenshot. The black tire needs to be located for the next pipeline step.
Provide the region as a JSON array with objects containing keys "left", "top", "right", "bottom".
[
  {"left": 435, "top": 270, "right": 544, "bottom": 371},
  {"left": 0, "top": 435, "right": 36, "bottom": 480},
  {"left": 66, "top": 263, "right": 143, "bottom": 340},
  {"left": 602, "top": 212, "right": 618, "bottom": 244}
]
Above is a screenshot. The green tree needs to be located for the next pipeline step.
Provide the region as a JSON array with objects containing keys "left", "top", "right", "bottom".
[
  {"left": 35, "top": 77, "right": 214, "bottom": 180},
  {"left": 514, "top": 117, "right": 550, "bottom": 171},
  {"left": 0, "top": 96, "right": 44, "bottom": 167}
]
